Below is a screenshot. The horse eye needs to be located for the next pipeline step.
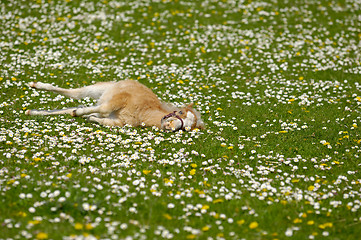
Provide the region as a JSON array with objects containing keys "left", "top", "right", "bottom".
[{"left": 179, "top": 111, "right": 183, "bottom": 114}]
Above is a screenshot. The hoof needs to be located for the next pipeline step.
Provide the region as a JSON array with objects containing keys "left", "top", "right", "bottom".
[
  {"left": 70, "top": 109, "right": 77, "bottom": 117},
  {"left": 87, "top": 116, "right": 94, "bottom": 122},
  {"left": 29, "top": 82, "right": 36, "bottom": 88},
  {"left": 25, "top": 110, "right": 31, "bottom": 115}
]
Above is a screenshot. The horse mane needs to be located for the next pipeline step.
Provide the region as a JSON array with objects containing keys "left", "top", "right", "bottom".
[{"left": 161, "top": 102, "right": 180, "bottom": 112}]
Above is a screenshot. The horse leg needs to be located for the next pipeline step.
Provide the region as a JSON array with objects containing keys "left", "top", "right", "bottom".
[
  {"left": 87, "top": 115, "right": 124, "bottom": 127},
  {"left": 29, "top": 81, "right": 114, "bottom": 100},
  {"left": 25, "top": 107, "right": 78, "bottom": 116}
]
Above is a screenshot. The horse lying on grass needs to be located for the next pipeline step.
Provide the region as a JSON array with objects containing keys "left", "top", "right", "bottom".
[{"left": 26, "top": 80, "right": 204, "bottom": 132}]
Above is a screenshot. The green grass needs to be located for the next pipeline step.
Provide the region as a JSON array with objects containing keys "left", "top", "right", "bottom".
[{"left": 1, "top": 0, "right": 361, "bottom": 239}]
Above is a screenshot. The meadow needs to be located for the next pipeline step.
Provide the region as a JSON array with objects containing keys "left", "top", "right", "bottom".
[{"left": 1, "top": 0, "right": 361, "bottom": 239}]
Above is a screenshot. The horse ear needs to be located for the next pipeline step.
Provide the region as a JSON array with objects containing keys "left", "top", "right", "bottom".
[{"left": 187, "top": 103, "right": 194, "bottom": 108}]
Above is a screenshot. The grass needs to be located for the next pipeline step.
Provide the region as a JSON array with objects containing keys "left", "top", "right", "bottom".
[{"left": 1, "top": 0, "right": 361, "bottom": 239}]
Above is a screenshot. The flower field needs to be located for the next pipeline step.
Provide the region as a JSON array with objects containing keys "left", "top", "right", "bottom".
[{"left": 1, "top": 0, "right": 361, "bottom": 239}]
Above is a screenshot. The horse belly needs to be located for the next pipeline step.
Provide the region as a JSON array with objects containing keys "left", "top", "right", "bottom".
[{"left": 116, "top": 109, "right": 141, "bottom": 127}]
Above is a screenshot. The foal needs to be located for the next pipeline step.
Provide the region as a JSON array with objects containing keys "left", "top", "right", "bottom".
[{"left": 26, "top": 80, "right": 204, "bottom": 131}]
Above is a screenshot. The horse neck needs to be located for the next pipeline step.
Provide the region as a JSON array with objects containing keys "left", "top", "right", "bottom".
[{"left": 142, "top": 108, "right": 170, "bottom": 128}]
